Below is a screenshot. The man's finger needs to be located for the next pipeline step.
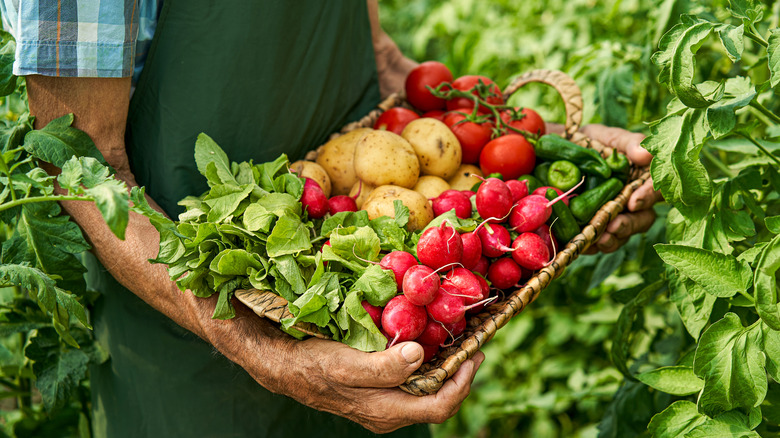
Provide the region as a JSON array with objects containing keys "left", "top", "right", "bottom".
[
  {"left": 581, "top": 124, "right": 652, "bottom": 166},
  {"left": 408, "top": 352, "right": 484, "bottom": 424},
  {"left": 604, "top": 209, "right": 656, "bottom": 240},
  {"left": 628, "top": 179, "right": 663, "bottom": 212},
  {"left": 326, "top": 341, "right": 424, "bottom": 388}
]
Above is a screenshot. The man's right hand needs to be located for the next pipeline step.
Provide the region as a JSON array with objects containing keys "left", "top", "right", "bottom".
[{"left": 278, "top": 338, "right": 484, "bottom": 433}]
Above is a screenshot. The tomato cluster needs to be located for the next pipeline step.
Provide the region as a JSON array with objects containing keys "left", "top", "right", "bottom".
[{"left": 376, "top": 61, "right": 547, "bottom": 180}]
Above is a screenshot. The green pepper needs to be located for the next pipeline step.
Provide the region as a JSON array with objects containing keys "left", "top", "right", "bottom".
[
  {"left": 535, "top": 134, "right": 612, "bottom": 179},
  {"left": 545, "top": 189, "right": 581, "bottom": 243},
  {"left": 534, "top": 162, "right": 551, "bottom": 186},
  {"left": 584, "top": 174, "right": 606, "bottom": 192},
  {"left": 606, "top": 149, "right": 630, "bottom": 182},
  {"left": 547, "top": 160, "right": 581, "bottom": 191},
  {"left": 518, "top": 174, "right": 542, "bottom": 193},
  {"left": 569, "top": 178, "right": 624, "bottom": 224}
]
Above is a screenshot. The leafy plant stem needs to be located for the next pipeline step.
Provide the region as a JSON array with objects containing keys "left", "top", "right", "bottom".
[
  {"left": 738, "top": 132, "right": 780, "bottom": 167},
  {"left": 745, "top": 24, "right": 769, "bottom": 47},
  {"left": 0, "top": 194, "right": 92, "bottom": 212},
  {"left": 701, "top": 148, "right": 735, "bottom": 178},
  {"left": 737, "top": 288, "right": 755, "bottom": 304},
  {"left": 750, "top": 100, "right": 780, "bottom": 125}
]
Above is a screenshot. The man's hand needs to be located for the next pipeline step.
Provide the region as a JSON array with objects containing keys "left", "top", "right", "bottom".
[
  {"left": 368, "top": 0, "right": 418, "bottom": 98},
  {"left": 547, "top": 123, "right": 663, "bottom": 253},
  {"left": 272, "top": 338, "right": 484, "bottom": 434}
]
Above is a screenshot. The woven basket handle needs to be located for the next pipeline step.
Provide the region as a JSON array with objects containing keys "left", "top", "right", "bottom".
[{"left": 502, "top": 69, "right": 583, "bottom": 139}]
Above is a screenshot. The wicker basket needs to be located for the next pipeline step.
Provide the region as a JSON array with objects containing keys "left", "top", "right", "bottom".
[{"left": 235, "top": 69, "right": 651, "bottom": 396}]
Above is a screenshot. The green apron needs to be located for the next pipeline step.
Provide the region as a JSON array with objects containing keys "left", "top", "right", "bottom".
[{"left": 87, "top": 1, "right": 430, "bottom": 437}]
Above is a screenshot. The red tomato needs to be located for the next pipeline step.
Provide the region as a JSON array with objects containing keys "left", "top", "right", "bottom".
[
  {"left": 501, "top": 107, "right": 546, "bottom": 136},
  {"left": 421, "top": 110, "right": 447, "bottom": 121},
  {"left": 479, "top": 135, "right": 535, "bottom": 180},
  {"left": 443, "top": 109, "right": 494, "bottom": 164},
  {"left": 405, "top": 61, "right": 453, "bottom": 111},
  {"left": 446, "top": 75, "right": 504, "bottom": 112},
  {"left": 373, "top": 107, "right": 420, "bottom": 135}
]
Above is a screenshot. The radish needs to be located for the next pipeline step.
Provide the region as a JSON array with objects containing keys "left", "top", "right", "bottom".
[
  {"left": 487, "top": 257, "right": 523, "bottom": 290},
  {"left": 426, "top": 284, "right": 493, "bottom": 324},
  {"left": 417, "top": 222, "right": 464, "bottom": 270},
  {"left": 381, "top": 251, "right": 419, "bottom": 291},
  {"left": 443, "top": 268, "right": 483, "bottom": 305},
  {"left": 432, "top": 190, "right": 472, "bottom": 219},
  {"left": 534, "top": 224, "right": 558, "bottom": 257},
  {"left": 509, "top": 180, "right": 582, "bottom": 233},
  {"left": 460, "top": 232, "right": 482, "bottom": 270},
  {"left": 416, "top": 319, "right": 449, "bottom": 346},
  {"left": 468, "top": 274, "right": 491, "bottom": 314},
  {"left": 421, "top": 344, "right": 440, "bottom": 363},
  {"left": 303, "top": 177, "right": 322, "bottom": 191},
  {"left": 476, "top": 223, "right": 513, "bottom": 258},
  {"left": 532, "top": 186, "right": 568, "bottom": 206},
  {"left": 327, "top": 195, "right": 358, "bottom": 214},
  {"left": 460, "top": 190, "right": 476, "bottom": 198},
  {"left": 444, "top": 318, "right": 467, "bottom": 338},
  {"left": 511, "top": 232, "right": 550, "bottom": 270},
  {"left": 402, "top": 264, "right": 440, "bottom": 306},
  {"left": 301, "top": 185, "right": 329, "bottom": 219},
  {"left": 361, "top": 300, "right": 383, "bottom": 329},
  {"left": 472, "top": 256, "right": 489, "bottom": 277},
  {"left": 475, "top": 177, "right": 513, "bottom": 223},
  {"left": 506, "top": 179, "right": 529, "bottom": 203},
  {"left": 382, "top": 295, "right": 428, "bottom": 346}
]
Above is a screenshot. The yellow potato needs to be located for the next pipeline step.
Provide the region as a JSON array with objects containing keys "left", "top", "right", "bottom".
[
  {"left": 363, "top": 185, "right": 433, "bottom": 232},
  {"left": 348, "top": 180, "right": 375, "bottom": 209},
  {"left": 290, "top": 160, "right": 331, "bottom": 197},
  {"left": 401, "top": 118, "right": 462, "bottom": 179},
  {"left": 447, "top": 164, "right": 484, "bottom": 191},
  {"left": 353, "top": 130, "right": 420, "bottom": 189},
  {"left": 316, "top": 128, "right": 371, "bottom": 196},
  {"left": 413, "top": 175, "right": 450, "bottom": 199}
]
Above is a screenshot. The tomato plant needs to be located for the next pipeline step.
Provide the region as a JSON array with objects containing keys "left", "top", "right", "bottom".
[
  {"left": 373, "top": 107, "right": 419, "bottom": 135},
  {"left": 405, "top": 61, "right": 453, "bottom": 111},
  {"left": 479, "top": 135, "right": 535, "bottom": 180},
  {"left": 446, "top": 75, "right": 504, "bottom": 112},
  {"left": 443, "top": 109, "right": 493, "bottom": 164}
]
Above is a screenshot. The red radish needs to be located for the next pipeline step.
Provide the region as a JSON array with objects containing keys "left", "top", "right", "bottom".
[
  {"left": 509, "top": 181, "right": 582, "bottom": 233},
  {"left": 511, "top": 233, "right": 550, "bottom": 270},
  {"left": 461, "top": 190, "right": 476, "bottom": 198},
  {"left": 532, "top": 186, "right": 568, "bottom": 206},
  {"left": 444, "top": 318, "right": 467, "bottom": 338},
  {"left": 362, "top": 300, "right": 383, "bottom": 329},
  {"left": 468, "top": 274, "right": 491, "bottom": 314},
  {"left": 301, "top": 186, "right": 329, "bottom": 219},
  {"left": 443, "top": 268, "right": 483, "bottom": 305},
  {"left": 417, "top": 222, "right": 464, "bottom": 270},
  {"left": 506, "top": 179, "right": 529, "bottom": 203},
  {"left": 476, "top": 223, "right": 513, "bottom": 258},
  {"left": 328, "top": 195, "right": 358, "bottom": 215},
  {"left": 402, "top": 264, "right": 440, "bottom": 306},
  {"left": 421, "top": 344, "right": 440, "bottom": 363},
  {"left": 472, "top": 256, "right": 489, "bottom": 277},
  {"left": 460, "top": 232, "right": 482, "bottom": 270},
  {"left": 382, "top": 296, "right": 428, "bottom": 346},
  {"left": 303, "top": 177, "right": 322, "bottom": 191},
  {"left": 534, "top": 224, "right": 558, "bottom": 257},
  {"left": 426, "top": 284, "right": 494, "bottom": 324},
  {"left": 416, "top": 319, "right": 449, "bottom": 346},
  {"left": 475, "top": 178, "right": 513, "bottom": 223},
  {"left": 381, "top": 251, "right": 419, "bottom": 291},
  {"left": 487, "top": 258, "right": 523, "bottom": 290},
  {"left": 432, "top": 190, "right": 472, "bottom": 219}
]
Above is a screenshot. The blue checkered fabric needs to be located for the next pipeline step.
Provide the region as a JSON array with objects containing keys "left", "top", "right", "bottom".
[{"left": 0, "top": 0, "right": 160, "bottom": 80}]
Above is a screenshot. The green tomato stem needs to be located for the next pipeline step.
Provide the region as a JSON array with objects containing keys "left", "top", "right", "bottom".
[
  {"left": 745, "top": 25, "right": 769, "bottom": 47},
  {"left": 701, "top": 148, "right": 735, "bottom": 178},
  {"left": 0, "top": 194, "right": 92, "bottom": 212},
  {"left": 739, "top": 132, "right": 780, "bottom": 167},
  {"left": 749, "top": 100, "right": 780, "bottom": 125}
]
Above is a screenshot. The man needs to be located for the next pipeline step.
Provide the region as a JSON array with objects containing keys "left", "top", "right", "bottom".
[{"left": 2, "top": 1, "right": 659, "bottom": 436}]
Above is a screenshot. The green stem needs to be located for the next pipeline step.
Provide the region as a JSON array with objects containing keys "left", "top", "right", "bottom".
[
  {"left": 746, "top": 24, "right": 769, "bottom": 47},
  {"left": 750, "top": 100, "right": 780, "bottom": 125},
  {"left": 738, "top": 289, "right": 756, "bottom": 304},
  {"left": 701, "top": 148, "right": 735, "bottom": 178},
  {"left": 0, "top": 194, "right": 91, "bottom": 212},
  {"left": 739, "top": 132, "right": 780, "bottom": 167}
]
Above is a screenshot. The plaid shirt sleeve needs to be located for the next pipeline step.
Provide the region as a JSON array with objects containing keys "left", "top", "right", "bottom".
[{"left": 0, "top": 0, "right": 159, "bottom": 79}]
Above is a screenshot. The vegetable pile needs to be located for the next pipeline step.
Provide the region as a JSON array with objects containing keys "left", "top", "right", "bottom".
[{"left": 137, "top": 64, "right": 630, "bottom": 362}]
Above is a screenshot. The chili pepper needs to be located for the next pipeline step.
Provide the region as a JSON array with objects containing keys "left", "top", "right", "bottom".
[
  {"left": 584, "top": 174, "right": 606, "bottom": 192},
  {"left": 545, "top": 188, "right": 581, "bottom": 243},
  {"left": 569, "top": 178, "right": 624, "bottom": 224},
  {"left": 518, "top": 174, "right": 542, "bottom": 193},
  {"left": 534, "top": 162, "right": 551, "bottom": 186},
  {"left": 535, "top": 135, "right": 612, "bottom": 179},
  {"left": 606, "top": 149, "right": 630, "bottom": 181},
  {"left": 547, "top": 160, "right": 581, "bottom": 191}
]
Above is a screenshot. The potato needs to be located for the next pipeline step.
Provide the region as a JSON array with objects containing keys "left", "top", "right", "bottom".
[
  {"left": 348, "top": 180, "right": 375, "bottom": 209},
  {"left": 353, "top": 130, "right": 420, "bottom": 189},
  {"left": 447, "top": 164, "right": 484, "bottom": 191},
  {"left": 364, "top": 185, "right": 434, "bottom": 232},
  {"left": 413, "top": 175, "right": 450, "bottom": 199},
  {"left": 290, "top": 160, "right": 331, "bottom": 197},
  {"left": 401, "top": 118, "right": 462, "bottom": 179},
  {"left": 316, "top": 128, "right": 371, "bottom": 196}
]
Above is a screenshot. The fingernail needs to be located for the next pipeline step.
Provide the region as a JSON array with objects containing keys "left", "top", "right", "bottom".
[{"left": 401, "top": 344, "right": 422, "bottom": 363}]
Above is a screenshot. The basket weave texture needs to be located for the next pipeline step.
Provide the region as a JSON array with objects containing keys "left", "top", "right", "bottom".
[{"left": 235, "top": 69, "right": 651, "bottom": 396}]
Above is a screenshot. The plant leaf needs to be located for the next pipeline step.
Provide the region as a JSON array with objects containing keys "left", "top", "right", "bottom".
[
  {"left": 637, "top": 366, "right": 704, "bottom": 396},
  {"left": 769, "top": 29, "right": 780, "bottom": 88},
  {"left": 22, "top": 114, "right": 106, "bottom": 168},
  {"left": 767, "top": 216, "right": 780, "bottom": 234},
  {"left": 684, "top": 410, "right": 760, "bottom": 437},
  {"left": 656, "top": 244, "right": 752, "bottom": 298},
  {"left": 728, "top": 0, "right": 764, "bottom": 24},
  {"left": 715, "top": 24, "right": 744, "bottom": 63},
  {"left": 693, "top": 313, "right": 767, "bottom": 417},
  {"left": 611, "top": 280, "right": 664, "bottom": 379},
  {"left": 669, "top": 273, "right": 716, "bottom": 339},
  {"left": 706, "top": 77, "right": 756, "bottom": 139},
  {"left": 754, "top": 235, "right": 780, "bottom": 330},
  {"left": 194, "top": 133, "right": 237, "bottom": 186},
  {"left": 647, "top": 401, "right": 707, "bottom": 438},
  {"left": 669, "top": 18, "right": 717, "bottom": 108},
  {"left": 266, "top": 215, "right": 311, "bottom": 258},
  {"left": 352, "top": 264, "right": 397, "bottom": 307},
  {"left": 24, "top": 328, "right": 90, "bottom": 412}
]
